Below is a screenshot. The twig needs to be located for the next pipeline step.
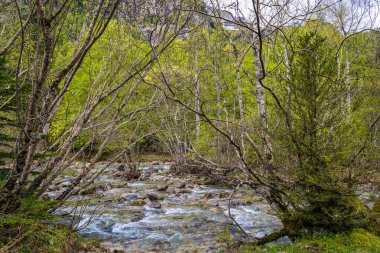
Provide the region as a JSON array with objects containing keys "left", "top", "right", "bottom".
[{"left": 227, "top": 182, "right": 256, "bottom": 240}]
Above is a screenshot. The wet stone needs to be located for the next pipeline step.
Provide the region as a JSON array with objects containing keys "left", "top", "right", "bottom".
[
  {"left": 219, "top": 192, "right": 230, "bottom": 199},
  {"left": 130, "top": 214, "right": 145, "bottom": 222},
  {"left": 146, "top": 167, "right": 159, "bottom": 173},
  {"left": 203, "top": 192, "right": 214, "bottom": 199},
  {"left": 153, "top": 240, "right": 171, "bottom": 250},
  {"left": 147, "top": 200, "right": 161, "bottom": 209},
  {"left": 121, "top": 193, "right": 138, "bottom": 201},
  {"left": 145, "top": 193, "right": 162, "bottom": 201},
  {"left": 116, "top": 164, "right": 126, "bottom": 171}
]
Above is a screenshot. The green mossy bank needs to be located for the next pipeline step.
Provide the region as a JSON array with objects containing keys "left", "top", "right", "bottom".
[
  {"left": 226, "top": 229, "right": 380, "bottom": 253},
  {"left": 0, "top": 198, "right": 100, "bottom": 253}
]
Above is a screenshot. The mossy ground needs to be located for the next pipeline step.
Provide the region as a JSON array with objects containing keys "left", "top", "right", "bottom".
[
  {"left": 0, "top": 197, "right": 100, "bottom": 253},
  {"left": 0, "top": 222, "right": 98, "bottom": 253},
  {"left": 228, "top": 229, "right": 380, "bottom": 253}
]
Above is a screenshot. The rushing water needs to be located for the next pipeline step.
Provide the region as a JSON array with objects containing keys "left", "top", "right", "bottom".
[{"left": 50, "top": 163, "right": 285, "bottom": 252}]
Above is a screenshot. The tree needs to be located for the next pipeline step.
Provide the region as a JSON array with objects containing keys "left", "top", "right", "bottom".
[
  {"left": 149, "top": 0, "right": 380, "bottom": 240},
  {"left": 0, "top": 0, "right": 191, "bottom": 213}
]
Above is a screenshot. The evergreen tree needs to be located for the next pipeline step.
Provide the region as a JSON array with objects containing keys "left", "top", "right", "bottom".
[{"left": 285, "top": 32, "right": 368, "bottom": 233}]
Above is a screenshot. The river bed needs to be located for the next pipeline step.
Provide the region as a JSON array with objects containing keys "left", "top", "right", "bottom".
[{"left": 48, "top": 163, "right": 288, "bottom": 252}]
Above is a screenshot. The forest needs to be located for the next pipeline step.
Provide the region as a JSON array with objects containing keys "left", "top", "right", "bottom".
[{"left": 0, "top": 0, "right": 379, "bottom": 252}]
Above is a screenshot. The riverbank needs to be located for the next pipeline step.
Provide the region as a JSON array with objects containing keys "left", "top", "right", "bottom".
[
  {"left": 0, "top": 197, "right": 103, "bottom": 253},
  {"left": 229, "top": 229, "right": 380, "bottom": 253}
]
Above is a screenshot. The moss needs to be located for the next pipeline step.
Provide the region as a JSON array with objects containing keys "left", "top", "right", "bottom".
[
  {"left": 0, "top": 218, "right": 98, "bottom": 252},
  {"left": 372, "top": 198, "right": 380, "bottom": 213},
  {"left": 0, "top": 197, "right": 102, "bottom": 252},
  {"left": 217, "top": 226, "right": 233, "bottom": 245},
  {"left": 349, "top": 229, "right": 379, "bottom": 246},
  {"left": 370, "top": 198, "right": 380, "bottom": 235},
  {"left": 129, "top": 199, "right": 147, "bottom": 206}
]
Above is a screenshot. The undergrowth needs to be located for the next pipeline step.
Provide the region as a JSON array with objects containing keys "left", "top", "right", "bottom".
[{"left": 0, "top": 197, "right": 98, "bottom": 253}]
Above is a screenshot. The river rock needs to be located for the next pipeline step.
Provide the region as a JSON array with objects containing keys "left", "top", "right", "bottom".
[
  {"left": 139, "top": 167, "right": 158, "bottom": 180},
  {"left": 109, "top": 248, "right": 125, "bottom": 253},
  {"left": 99, "top": 183, "right": 112, "bottom": 191},
  {"left": 55, "top": 177, "right": 76, "bottom": 186},
  {"left": 218, "top": 192, "right": 230, "bottom": 199},
  {"left": 48, "top": 185, "right": 60, "bottom": 191},
  {"left": 203, "top": 192, "right": 213, "bottom": 199},
  {"left": 153, "top": 240, "right": 171, "bottom": 250},
  {"left": 149, "top": 201, "right": 161, "bottom": 209},
  {"left": 121, "top": 193, "right": 138, "bottom": 201},
  {"left": 129, "top": 199, "right": 146, "bottom": 206},
  {"left": 178, "top": 182, "right": 186, "bottom": 189},
  {"left": 81, "top": 183, "right": 112, "bottom": 195},
  {"left": 116, "top": 164, "right": 126, "bottom": 171},
  {"left": 229, "top": 179, "right": 240, "bottom": 187},
  {"left": 81, "top": 185, "right": 97, "bottom": 195},
  {"left": 145, "top": 167, "right": 159, "bottom": 173},
  {"left": 157, "top": 185, "right": 169, "bottom": 192},
  {"left": 130, "top": 214, "right": 145, "bottom": 222},
  {"left": 178, "top": 189, "right": 192, "bottom": 194},
  {"left": 112, "top": 171, "right": 125, "bottom": 178},
  {"left": 113, "top": 168, "right": 141, "bottom": 180},
  {"left": 203, "top": 178, "right": 218, "bottom": 185},
  {"left": 145, "top": 193, "right": 163, "bottom": 201},
  {"left": 111, "top": 182, "right": 128, "bottom": 188},
  {"left": 147, "top": 200, "right": 161, "bottom": 209},
  {"left": 40, "top": 193, "right": 51, "bottom": 201}
]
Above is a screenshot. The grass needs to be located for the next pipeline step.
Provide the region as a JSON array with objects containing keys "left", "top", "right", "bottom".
[
  {"left": 233, "top": 229, "right": 380, "bottom": 253},
  {"left": 0, "top": 197, "right": 101, "bottom": 253}
]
